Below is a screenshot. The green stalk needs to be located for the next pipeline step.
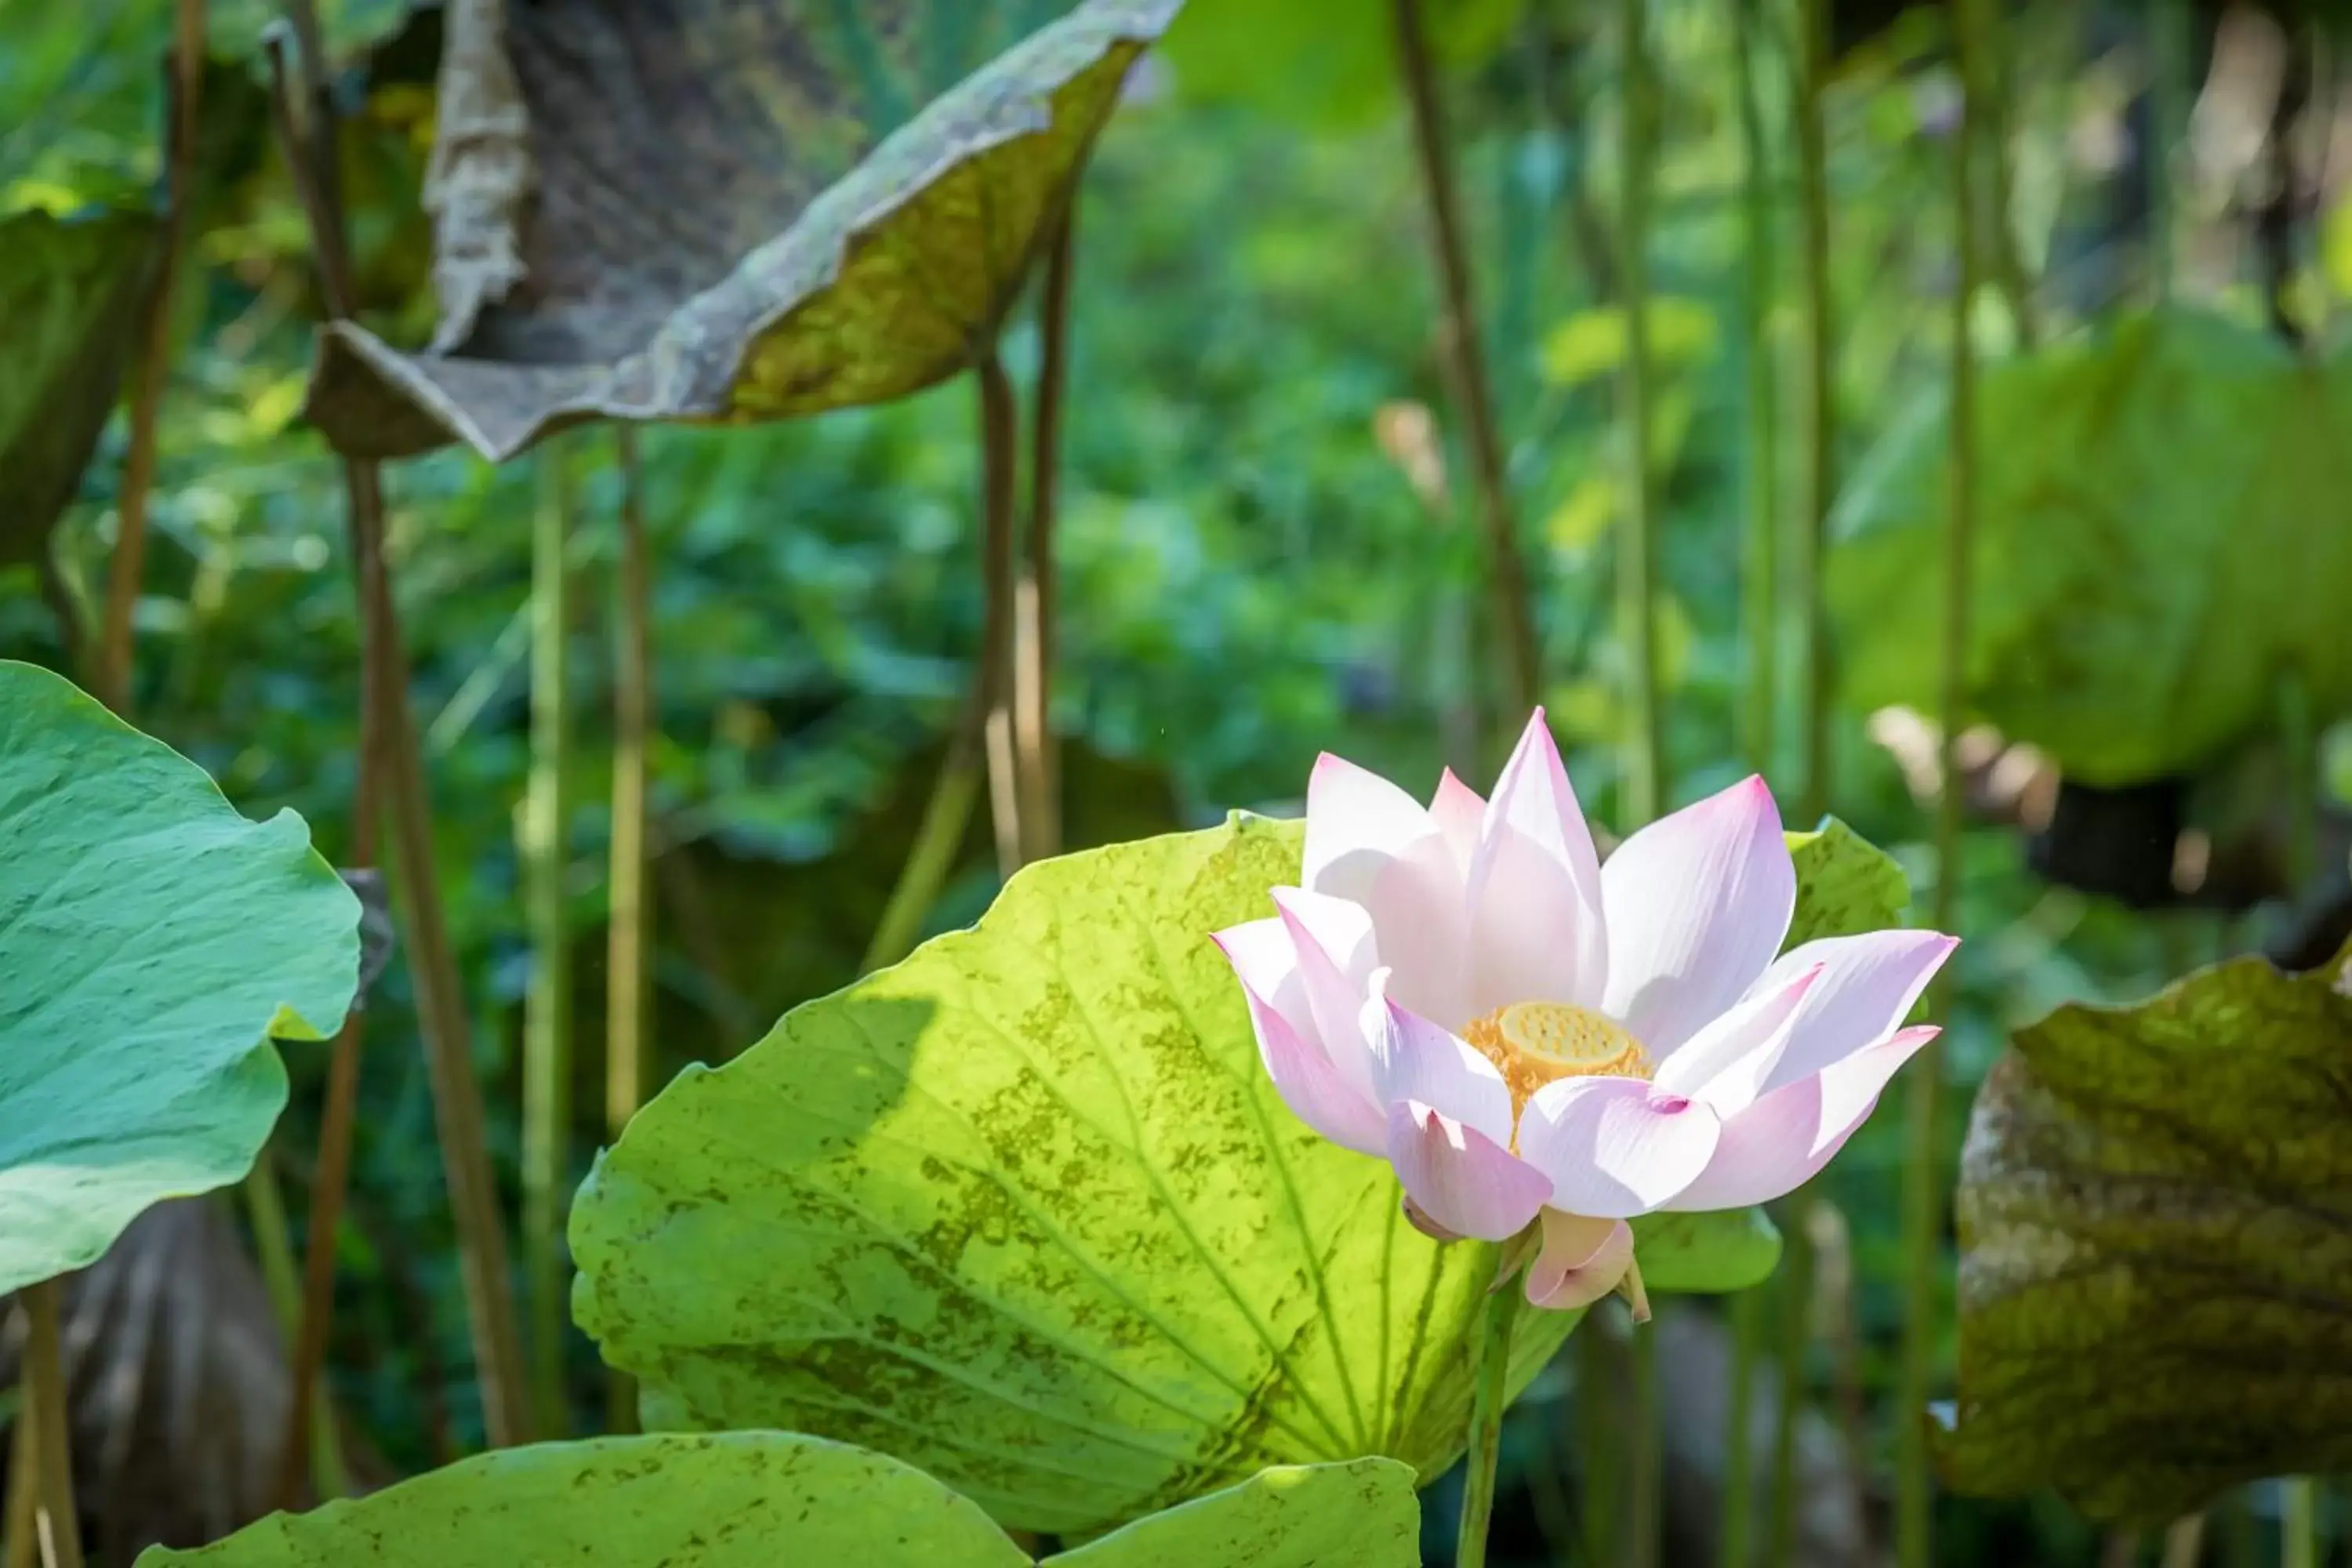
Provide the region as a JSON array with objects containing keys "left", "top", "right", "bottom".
[
  {"left": 603, "top": 427, "right": 652, "bottom": 1435},
  {"left": 1978, "top": 7, "right": 2038, "bottom": 347},
  {"left": 2151, "top": 0, "right": 2187, "bottom": 300},
  {"left": 1454, "top": 1269, "right": 1525, "bottom": 1568},
  {"left": 1765, "top": 1202, "right": 1813, "bottom": 1568},
  {"left": 1016, "top": 205, "right": 1074, "bottom": 863},
  {"left": 22, "top": 1281, "right": 81, "bottom": 1568},
  {"left": 263, "top": 24, "right": 532, "bottom": 1448},
  {"left": 524, "top": 442, "right": 578, "bottom": 1440},
  {"left": 1393, "top": 0, "right": 1544, "bottom": 730},
  {"left": 977, "top": 352, "right": 1025, "bottom": 879},
  {"left": 2281, "top": 669, "right": 2321, "bottom": 1568},
  {"left": 1617, "top": 0, "right": 1664, "bottom": 829},
  {"left": 1900, "top": 5, "right": 1986, "bottom": 1563},
  {"left": 5, "top": 1397, "right": 33, "bottom": 1568},
  {"left": 1579, "top": 1324, "right": 1620, "bottom": 1565},
  {"left": 1722, "top": 1290, "right": 1762, "bottom": 1568},
  {"left": 2165, "top": 1515, "right": 2209, "bottom": 1568},
  {"left": 1795, "top": 0, "right": 1835, "bottom": 826},
  {"left": 1736, "top": 0, "right": 1781, "bottom": 780}
]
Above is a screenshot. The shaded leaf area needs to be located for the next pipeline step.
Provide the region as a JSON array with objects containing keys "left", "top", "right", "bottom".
[
  {"left": 137, "top": 1433, "right": 1415, "bottom": 1568},
  {"left": 1159, "top": 0, "right": 1523, "bottom": 132},
  {"left": 1828, "top": 309, "right": 2352, "bottom": 785},
  {"left": 308, "top": 0, "right": 1179, "bottom": 461},
  {"left": 1940, "top": 942, "right": 2352, "bottom": 1526},
  {"left": 0, "top": 661, "right": 359, "bottom": 1297},
  {"left": 0, "top": 209, "right": 160, "bottom": 570},
  {"left": 572, "top": 814, "right": 1901, "bottom": 1533},
  {"left": 1050, "top": 1457, "right": 1420, "bottom": 1567},
  {"left": 139, "top": 1431, "right": 1033, "bottom": 1566}
]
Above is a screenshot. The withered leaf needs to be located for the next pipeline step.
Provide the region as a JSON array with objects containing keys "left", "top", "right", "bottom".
[
  {"left": 308, "top": 0, "right": 1180, "bottom": 462},
  {"left": 1940, "top": 942, "right": 2352, "bottom": 1525}
]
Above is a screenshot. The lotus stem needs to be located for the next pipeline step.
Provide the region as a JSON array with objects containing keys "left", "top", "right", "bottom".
[
  {"left": 1617, "top": 0, "right": 1664, "bottom": 829},
  {"left": 5, "top": 1394, "right": 34, "bottom": 1568},
  {"left": 92, "top": 0, "right": 207, "bottom": 713},
  {"left": 2285, "top": 1483, "right": 2322, "bottom": 1568},
  {"left": 1900, "top": 6, "right": 1985, "bottom": 1562},
  {"left": 22, "top": 1281, "right": 81, "bottom": 1568},
  {"left": 1794, "top": 0, "right": 1835, "bottom": 826},
  {"left": 2150, "top": 0, "right": 2187, "bottom": 300},
  {"left": 1722, "top": 1290, "right": 1762, "bottom": 1568},
  {"left": 1454, "top": 1264, "right": 1524, "bottom": 1568},
  {"left": 524, "top": 439, "right": 578, "bottom": 1439},
  {"left": 2164, "top": 1515, "right": 2209, "bottom": 1568},
  {"left": 1017, "top": 203, "right": 1075, "bottom": 863},
  {"left": 263, "top": 24, "right": 532, "bottom": 1449},
  {"left": 1736, "top": 0, "right": 1781, "bottom": 781},
  {"left": 862, "top": 698, "right": 985, "bottom": 975},
  {"left": 603, "top": 427, "right": 652, "bottom": 1432},
  {"left": 1975, "top": 7, "right": 2038, "bottom": 348},
  {"left": 1765, "top": 1200, "right": 1813, "bottom": 1568},
  {"left": 978, "top": 352, "right": 1025, "bottom": 877},
  {"left": 1579, "top": 1323, "right": 1620, "bottom": 1564},
  {"left": 2281, "top": 665, "right": 2321, "bottom": 1568},
  {"left": 1392, "top": 0, "right": 1543, "bottom": 732}
]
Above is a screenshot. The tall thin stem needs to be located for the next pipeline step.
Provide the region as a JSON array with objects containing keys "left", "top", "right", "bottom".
[
  {"left": 524, "top": 441, "right": 577, "bottom": 1439},
  {"left": 2150, "top": 0, "right": 2187, "bottom": 300},
  {"left": 1722, "top": 1291, "right": 1762, "bottom": 1568},
  {"left": 862, "top": 697, "right": 985, "bottom": 975},
  {"left": 1393, "top": 0, "right": 1543, "bottom": 728},
  {"left": 2281, "top": 663, "right": 2321, "bottom": 1568},
  {"left": 93, "top": 0, "right": 207, "bottom": 713},
  {"left": 1736, "top": 0, "right": 1781, "bottom": 780},
  {"left": 1795, "top": 0, "right": 1836, "bottom": 826},
  {"left": 1617, "top": 0, "right": 1664, "bottom": 829},
  {"left": 5, "top": 1385, "right": 34, "bottom": 1568},
  {"left": 1979, "top": 10, "right": 2038, "bottom": 348},
  {"left": 978, "top": 352, "right": 1025, "bottom": 878},
  {"left": 263, "top": 24, "right": 532, "bottom": 1449},
  {"left": 604, "top": 428, "right": 652, "bottom": 1146},
  {"left": 23, "top": 1281, "right": 82, "bottom": 1568},
  {"left": 1764, "top": 1203, "right": 1813, "bottom": 1568},
  {"left": 2284, "top": 1480, "right": 2320, "bottom": 1568},
  {"left": 1454, "top": 1269, "right": 1525, "bottom": 1568},
  {"left": 1900, "top": 5, "right": 1985, "bottom": 1563},
  {"left": 1016, "top": 205, "right": 1074, "bottom": 863}
]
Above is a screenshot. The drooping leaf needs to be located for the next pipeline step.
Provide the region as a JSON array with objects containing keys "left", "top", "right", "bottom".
[
  {"left": 136, "top": 1432, "right": 1033, "bottom": 1566},
  {"left": 572, "top": 811, "right": 1900, "bottom": 1530},
  {"left": 1939, "top": 942, "right": 2352, "bottom": 1526},
  {"left": 1160, "top": 0, "right": 1523, "bottom": 132},
  {"left": 0, "top": 661, "right": 359, "bottom": 1298},
  {"left": 1828, "top": 309, "right": 2352, "bottom": 784},
  {"left": 1043, "top": 1458, "right": 1420, "bottom": 1567},
  {"left": 307, "top": 0, "right": 1181, "bottom": 462},
  {"left": 0, "top": 209, "right": 161, "bottom": 570}
]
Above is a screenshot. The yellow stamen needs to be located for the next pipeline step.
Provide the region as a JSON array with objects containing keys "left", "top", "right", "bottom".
[{"left": 1463, "top": 1000, "right": 1653, "bottom": 1114}]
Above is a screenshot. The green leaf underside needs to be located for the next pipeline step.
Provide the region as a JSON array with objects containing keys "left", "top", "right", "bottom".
[
  {"left": 136, "top": 1436, "right": 1417, "bottom": 1568},
  {"left": 1049, "top": 1457, "right": 1420, "bottom": 1566},
  {"left": 1828, "top": 308, "right": 2352, "bottom": 783},
  {"left": 136, "top": 1432, "right": 1030, "bottom": 1566},
  {"left": 0, "top": 209, "right": 160, "bottom": 568},
  {"left": 307, "top": 0, "right": 1180, "bottom": 462},
  {"left": 1941, "top": 943, "right": 2352, "bottom": 1526},
  {"left": 574, "top": 811, "right": 1907, "bottom": 1531},
  {"left": 0, "top": 662, "right": 359, "bottom": 1297}
]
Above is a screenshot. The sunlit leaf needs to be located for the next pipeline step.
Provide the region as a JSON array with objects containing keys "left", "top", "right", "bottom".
[
  {"left": 1940, "top": 942, "right": 2352, "bottom": 1525},
  {"left": 137, "top": 1432, "right": 1033, "bottom": 1566},
  {"left": 572, "top": 811, "right": 1897, "bottom": 1530},
  {"left": 1045, "top": 1458, "right": 1419, "bottom": 1567},
  {"left": 1539, "top": 298, "right": 1719, "bottom": 389},
  {"left": 307, "top": 0, "right": 1181, "bottom": 461},
  {"left": 0, "top": 661, "right": 359, "bottom": 1298},
  {"left": 0, "top": 209, "right": 159, "bottom": 569},
  {"left": 1786, "top": 818, "right": 1914, "bottom": 946},
  {"left": 1828, "top": 309, "right": 2352, "bottom": 784}
]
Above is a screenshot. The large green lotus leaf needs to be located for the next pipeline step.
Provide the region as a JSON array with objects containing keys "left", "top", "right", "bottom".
[
  {"left": 1827, "top": 309, "right": 2352, "bottom": 784},
  {"left": 307, "top": 0, "right": 1179, "bottom": 462},
  {"left": 1045, "top": 1458, "right": 1419, "bottom": 1567},
  {"left": 136, "top": 1432, "right": 1033, "bottom": 1566},
  {"left": 1939, "top": 942, "right": 2352, "bottom": 1525},
  {"left": 0, "top": 209, "right": 161, "bottom": 570},
  {"left": 0, "top": 662, "right": 359, "bottom": 1297},
  {"left": 1160, "top": 0, "right": 1523, "bottom": 132},
  {"left": 573, "top": 811, "right": 1900, "bottom": 1530}
]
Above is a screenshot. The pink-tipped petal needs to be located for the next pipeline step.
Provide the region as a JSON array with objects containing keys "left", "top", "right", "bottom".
[
  {"left": 1430, "top": 768, "right": 1487, "bottom": 877},
  {"left": 1211, "top": 918, "right": 1313, "bottom": 1037},
  {"left": 1517, "top": 1076, "right": 1723, "bottom": 1219},
  {"left": 1669, "top": 1025, "right": 1939, "bottom": 1210},
  {"left": 1270, "top": 888, "right": 1382, "bottom": 1101},
  {"left": 1218, "top": 946, "right": 1389, "bottom": 1157},
  {"left": 1751, "top": 929, "right": 1959, "bottom": 1096},
  {"left": 1386, "top": 1100, "right": 1553, "bottom": 1242},
  {"left": 1523, "top": 1210, "right": 1636, "bottom": 1312},
  {"left": 1302, "top": 753, "right": 1437, "bottom": 903},
  {"left": 1465, "top": 712, "right": 1609, "bottom": 1015},
  {"left": 1599, "top": 776, "right": 1795, "bottom": 1053},
  {"left": 1651, "top": 964, "right": 1823, "bottom": 1114},
  {"left": 1374, "top": 996, "right": 1518, "bottom": 1147}
]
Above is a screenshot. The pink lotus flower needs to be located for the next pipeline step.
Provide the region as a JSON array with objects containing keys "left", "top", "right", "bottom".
[{"left": 1214, "top": 713, "right": 1955, "bottom": 1313}]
